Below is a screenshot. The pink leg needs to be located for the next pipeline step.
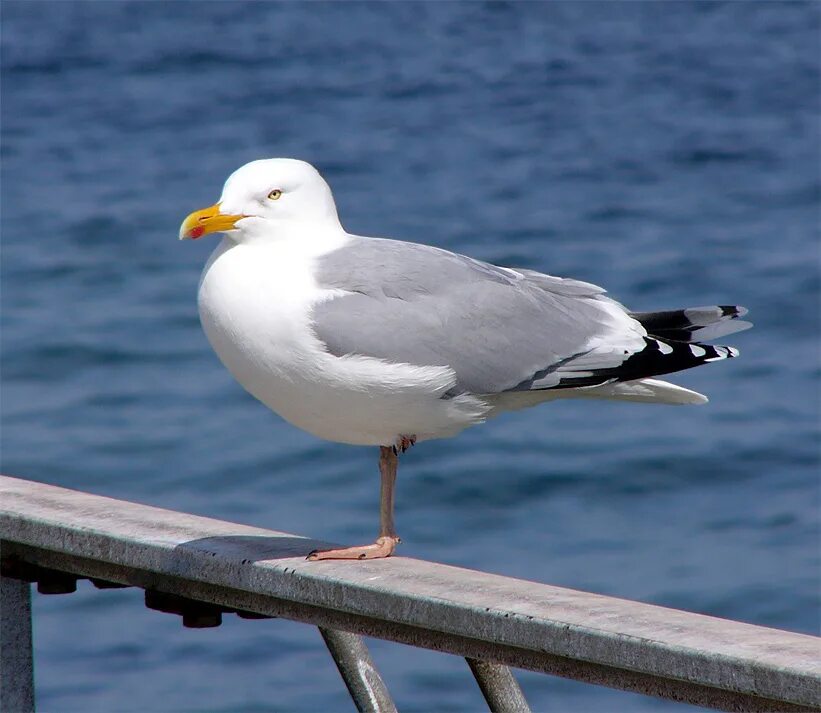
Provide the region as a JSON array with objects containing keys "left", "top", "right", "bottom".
[{"left": 308, "top": 440, "right": 411, "bottom": 561}]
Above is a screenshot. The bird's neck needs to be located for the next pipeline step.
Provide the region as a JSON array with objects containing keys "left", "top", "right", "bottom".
[{"left": 232, "top": 220, "right": 349, "bottom": 257}]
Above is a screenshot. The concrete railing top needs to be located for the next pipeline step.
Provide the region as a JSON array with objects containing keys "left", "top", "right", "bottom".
[{"left": 1, "top": 474, "right": 819, "bottom": 710}]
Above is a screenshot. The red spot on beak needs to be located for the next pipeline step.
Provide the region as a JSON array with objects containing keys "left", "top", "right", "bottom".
[{"left": 190, "top": 225, "right": 205, "bottom": 239}]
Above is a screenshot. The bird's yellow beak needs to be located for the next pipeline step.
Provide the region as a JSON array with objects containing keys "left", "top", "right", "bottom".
[{"left": 179, "top": 203, "right": 245, "bottom": 240}]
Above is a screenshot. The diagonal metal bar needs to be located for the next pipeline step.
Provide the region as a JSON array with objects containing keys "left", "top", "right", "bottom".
[
  {"left": 467, "top": 658, "right": 531, "bottom": 713},
  {"left": 0, "top": 574, "right": 35, "bottom": 713},
  {"left": 319, "top": 627, "right": 398, "bottom": 713}
]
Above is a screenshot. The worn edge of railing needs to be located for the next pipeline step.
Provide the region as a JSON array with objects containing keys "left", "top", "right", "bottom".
[{"left": 0, "top": 475, "right": 818, "bottom": 711}]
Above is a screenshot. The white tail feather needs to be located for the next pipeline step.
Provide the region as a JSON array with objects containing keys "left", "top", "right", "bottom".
[
  {"left": 486, "top": 377, "right": 708, "bottom": 414},
  {"left": 570, "top": 378, "right": 708, "bottom": 405}
]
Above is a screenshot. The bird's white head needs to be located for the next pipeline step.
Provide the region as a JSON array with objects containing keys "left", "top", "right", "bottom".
[{"left": 179, "top": 158, "right": 340, "bottom": 242}]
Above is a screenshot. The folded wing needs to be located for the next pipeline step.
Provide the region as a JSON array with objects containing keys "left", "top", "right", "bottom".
[{"left": 312, "top": 236, "right": 748, "bottom": 396}]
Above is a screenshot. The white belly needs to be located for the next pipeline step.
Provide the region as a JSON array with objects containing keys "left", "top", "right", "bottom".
[{"left": 197, "top": 238, "right": 488, "bottom": 446}]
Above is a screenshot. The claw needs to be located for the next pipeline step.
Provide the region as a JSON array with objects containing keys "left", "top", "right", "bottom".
[{"left": 394, "top": 435, "right": 417, "bottom": 454}]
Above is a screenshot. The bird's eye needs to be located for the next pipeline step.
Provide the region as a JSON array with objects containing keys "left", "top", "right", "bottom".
[{"left": 268, "top": 189, "right": 282, "bottom": 200}]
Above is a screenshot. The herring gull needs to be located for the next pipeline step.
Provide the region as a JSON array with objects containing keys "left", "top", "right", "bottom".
[{"left": 179, "top": 158, "right": 751, "bottom": 561}]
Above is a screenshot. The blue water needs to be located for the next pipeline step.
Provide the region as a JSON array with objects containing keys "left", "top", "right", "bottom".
[{"left": 2, "top": 2, "right": 819, "bottom": 711}]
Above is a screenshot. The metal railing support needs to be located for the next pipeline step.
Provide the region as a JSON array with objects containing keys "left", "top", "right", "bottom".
[
  {"left": 467, "top": 658, "right": 531, "bottom": 713},
  {"left": 0, "top": 574, "right": 35, "bottom": 713},
  {"left": 319, "top": 627, "right": 398, "bottom": 713}
]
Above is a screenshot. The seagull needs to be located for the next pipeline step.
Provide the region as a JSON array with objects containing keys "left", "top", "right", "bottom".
[{"left": 180, "top": 158, "right": 751, "bottom": 561}]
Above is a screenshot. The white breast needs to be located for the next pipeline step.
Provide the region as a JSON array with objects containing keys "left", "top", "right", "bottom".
[{"left": 197, "top": 236, "right": 488, "bottom": 446}]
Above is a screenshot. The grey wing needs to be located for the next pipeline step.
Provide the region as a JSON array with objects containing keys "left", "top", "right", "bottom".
[{"left": 311, "top": 236, "right": 648, "bottom": 395}]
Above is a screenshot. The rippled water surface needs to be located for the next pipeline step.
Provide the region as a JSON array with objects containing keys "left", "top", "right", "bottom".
[{"left": 2, "top": 2, "right": 819, "bottom": 711}]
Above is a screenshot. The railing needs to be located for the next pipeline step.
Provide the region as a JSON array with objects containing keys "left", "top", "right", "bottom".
[{"left": 0, "top": 475, "right": 818, "bottom": 713}]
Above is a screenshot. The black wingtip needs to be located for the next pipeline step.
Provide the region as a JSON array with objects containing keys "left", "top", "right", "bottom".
[{"left": 552, "top": 337, "right": 740, "bottom": 390}]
